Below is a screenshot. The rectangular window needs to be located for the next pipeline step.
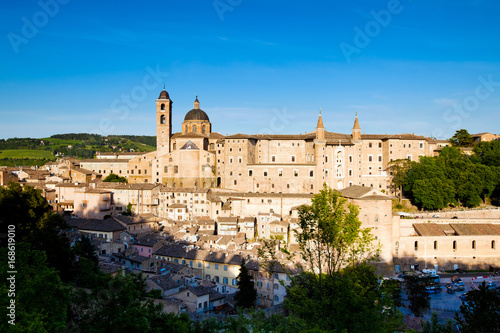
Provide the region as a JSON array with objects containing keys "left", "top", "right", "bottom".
[
  {"left": 249, "top": 170, "right": 253, "bottom": 176},
  {"left": 271, "top": 155, "right": 276, "bottom": 162},
  {"left": 294, "top": 170, "right": 298, "bottom": 177},
  {"left": 291, "top": 156, "right": 296, "bottom": 162}
]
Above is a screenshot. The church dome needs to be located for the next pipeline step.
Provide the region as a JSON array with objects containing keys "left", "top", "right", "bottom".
[
  {"left": 158, "top": 89, "right": 170, "bottom": 99},
  {"left": 184, "top": 108, "right": 210, "bottom": 122},
  {"left": 184, "top": 97, "right": 209, "bottom": 122}
]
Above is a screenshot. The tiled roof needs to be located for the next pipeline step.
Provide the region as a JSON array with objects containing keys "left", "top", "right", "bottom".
[
  {"left": 413, "top": 223, "right": 447, "bottom": 236},
  {"left": 413, "top": 223, "right": 500, "bottom": 236},
  {"left": 169, "top": 203, "right": 187, "bottom": 209},
  {"left": 150, "top": 274, "right": 179, "bottom": 291},
  {"left": 450, "top": 223, "right": 500, "bottom": 236},
  {"left": 218, "top": 217, "right": 238, "bottom": 223},
  {"left": 78, "top": 217, "right": 127, "bottom": 232}
]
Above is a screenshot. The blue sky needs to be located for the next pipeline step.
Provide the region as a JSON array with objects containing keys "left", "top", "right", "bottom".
[{"left": 1, "top": 0, "right": 499, "bottom": 140}]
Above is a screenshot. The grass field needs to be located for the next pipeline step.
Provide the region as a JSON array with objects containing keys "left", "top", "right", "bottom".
[{"left": 0, "top": 149, "right": 55, "bottom": 159}]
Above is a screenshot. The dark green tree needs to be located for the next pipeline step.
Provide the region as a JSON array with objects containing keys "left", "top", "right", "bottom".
[
  {"left": 380, "top": 278, "right": 403, "bottom": 308},
  {"left": 0, "top": 183, "right": 74, "bottom": 281},
  {"left": 473, "top": 140, "right": 500, "bottom": 167},
  {"left": 449, "top": 129, "right": 474, "bottom": 147},
  {"left": 73, "top": 235, "right": 99, "bottom": 270},
  {"left": 455, "top": 282, "right": 500, "bottom": 333},
  {"left": 103, "top": 173, "right": 128, "bottom": 183},
  {"left": 388, "top": 158, "right": 412, "bottom": 203},
  {"left": 0, "top": 243, "right": 70, "bottom": 333},
  {"left": 67, "top": 273, "right": 188, "bottom": 333},
  {"left": 421, "top": 312, "right": 454, "bottom": 333},
  {"left": 234, "top": 259, "right": 257, "bottom": 309},
  {"left": 403, "top": 275, "right": 430, "bottom": 317}
]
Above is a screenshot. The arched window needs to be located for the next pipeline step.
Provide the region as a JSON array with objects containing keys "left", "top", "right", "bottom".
[
  {"left": 160, "top": 115, "right": 166, "bottom": 124},
  {"left": 414, "top": 241, "right": 418, "bottom": 251},
  {"left": 192, "top": 125, "right": 197, "bottom": 133},
  {"left": 309, "top": 170, "right": 313, "bottom": 177},
  {"left": 210, "top": 143, "right": 215, "bottom": 150},
  {"left": 453, "top": 240, "right": 457, "bottom": 251},
  {"left": 336, "top": 151, "right": 343, "bottom": 163},
  {"left": 184, "top": 125, "right": 188, "bottom": 133},
  {"left": 492, "top": 240, "right": 496, "bottom": 249},
  {"left": 434, "top": 241, "right": 438, "bottom": 250},
  {"left": 202, "top": 125, "right": 206, "bottom": 134},
  {"left": 336, "top": 165, "right": 343, "bottom": 177},
  {"left": 161, "top": 103, "right": 165, "bottom": 110},
  {"left": 472, "top": 240, "right": 476, "bottom": 250},
  {"left": 172, "top": 143, "right": 176, "bottom": 150}
]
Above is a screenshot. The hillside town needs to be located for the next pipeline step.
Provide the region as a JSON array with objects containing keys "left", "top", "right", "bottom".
[{"left": 1, "top": 89, "right": 500, "bottom": 318}]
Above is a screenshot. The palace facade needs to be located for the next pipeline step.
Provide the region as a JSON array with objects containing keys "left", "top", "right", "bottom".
[{"left": 83, "top": 88, "right": 438, "bottom": 194}]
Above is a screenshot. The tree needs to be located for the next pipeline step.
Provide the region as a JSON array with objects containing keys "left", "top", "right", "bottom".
[
  {"left": 67, "top": 273, "right": 188, "bottom": 333},
  {"left": 0, "top": 183, "right": 74, "bottom": 281},
  {"left": 0, "top": 243, "right": 69, "bottom": 332},
  {"left": 296, "top": 184, "right": 378, "bottom": 276},
  {"left": 403, "top": 275, "right": 430, "bottom": 317},
  {"left": 455, "top": 282, "right": 500, "bottom": 333},
  {"left": 421, "top": 312, "right": 454, "bottom": 333},
  {"left": 388, "top": 159, "right": 412, "bottom": 203},
  {"left": 259, "top": 185, "right": 402, "bottom": 332},
  {"left": 380, "top": 278, "right": 403, "bottom": 308},
  {"left": 449, "top": 129, "right": 473, "bottom": 147},
  {"left": 103, "top": 173, "right": 128, "bottom": 183},
  {"left": 121, "top": 202, "right": 133, "bottom": 216},
  {"left": 234, "top": 259, "right": 257, "bottom": 309},
  {"left": 473, "top": 140, "right": 500, "bottom": 167},
  {"left": 412, "top": 178, "right": 455, "bottom": 210}
]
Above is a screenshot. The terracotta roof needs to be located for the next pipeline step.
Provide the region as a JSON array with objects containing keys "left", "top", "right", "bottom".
[
  {"left": 450, "top": 223, "right": 500, "bottom": 236},
  {"left": 99, "top": 262, "right": 123, "bottom": 274},
  {"left": 218, "top": 217, "right": 238, "bottom": 223},
  {"left": 78, "top": 217, "right": 127, "bottom": 232},
  {"left": 150, "top": 274, "right": 179, "bottom": 291},
  {"left": 161, "top": 187, "right": 209, "bottom": 193},
  {"left": 169, "top": 203, "right": 187, "bottom": 209},
  {"left": 73, "top": 167, "right": 97, "bottom": 175},
  {"left": 55, "top": 183, "right": 88, "bottom": 188},
  {"left": 171, "top": 132, "right": 207, "bottom": 139},
  {"left": 79, "top": 158, "right": 131, "bottom": 163},
  {"left": 413, "top": 223, "right": 447, "bottom": 236},
  {"left": 340, "top": 185, "right": 373, "bottom": 198}
]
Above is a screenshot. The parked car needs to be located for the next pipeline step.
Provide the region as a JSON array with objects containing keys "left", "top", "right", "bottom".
[
  {"left": 486, "top": 281, "right": 497, "bottom": 290},
  {"left": 432, "top": 214, "right": 440, "bottom": 218},
  {"left": 459, "top": 292, "right": 469, "bottom": 302},
  {"left": 446, "top": 283, "right": 456, "bottom": 294},
  {"left": 425, "top": 285, "right": 441, "bottom": 293}
]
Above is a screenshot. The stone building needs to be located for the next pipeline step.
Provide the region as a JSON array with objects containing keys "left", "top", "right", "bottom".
[{"left": 122, "top": 89, "right": 438, "bottom": 195}]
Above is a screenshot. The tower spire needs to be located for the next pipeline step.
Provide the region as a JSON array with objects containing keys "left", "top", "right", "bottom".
[
  {"left": 316, "top": 109, "right": 324, "bottom": 129},
  {"left": 352, "top": 112, "right": 361, "bottom": 140}
]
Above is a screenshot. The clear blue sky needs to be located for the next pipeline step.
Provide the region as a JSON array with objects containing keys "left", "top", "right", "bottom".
[{"left": 1, "top": 0, "right": 499, "bottom": 140}]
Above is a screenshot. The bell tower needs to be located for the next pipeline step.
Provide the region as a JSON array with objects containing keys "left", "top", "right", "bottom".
[{"left": 156, "top": 87, "right": 172, "bottom": 157}]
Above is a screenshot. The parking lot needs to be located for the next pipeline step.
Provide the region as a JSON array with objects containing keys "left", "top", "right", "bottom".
[{"left": 399, "top": 274, "right": 500, "bottom": 318}]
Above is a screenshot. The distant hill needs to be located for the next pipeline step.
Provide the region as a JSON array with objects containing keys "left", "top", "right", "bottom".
[{"left": 0, "top": 134, "right": 156, "bottom": 166}]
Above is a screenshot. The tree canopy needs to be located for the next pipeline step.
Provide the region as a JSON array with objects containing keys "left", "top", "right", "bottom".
[
  {"left": 449, "top": 129, "right": 474, "bottom": 147},
  {"left": 455, "top": 282, "right": 500, "bottom": 333},
  {"left": 103, "top": 173, "right": 128, "bottom": 183},
  {"left": 234, "top": 259, "right": 257, "bottom": 309},
  {"left": 401, "top": 146, "right": 500, "bottom": 210}
]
